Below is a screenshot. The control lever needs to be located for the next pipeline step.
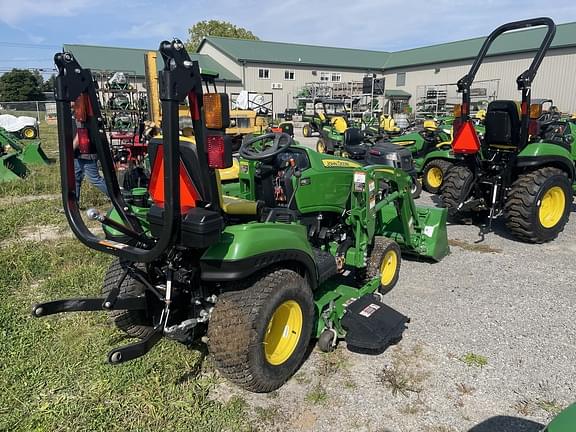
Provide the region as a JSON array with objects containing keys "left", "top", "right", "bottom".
[{"left": 87, "top": 208, "right": 154, "bottom": 246}]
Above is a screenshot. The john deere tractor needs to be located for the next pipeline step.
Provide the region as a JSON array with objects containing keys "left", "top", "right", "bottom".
[
  {"left": 32, "top": 41, "right": 448, "bottom": 393},
  {"left": 441, "top": 18, "right": 575, "bottom": 243}
]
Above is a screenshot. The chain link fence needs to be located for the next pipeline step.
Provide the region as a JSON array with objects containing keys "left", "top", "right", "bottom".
[{"left": 0, "top": 100, "right": 57, "bottom": 124}]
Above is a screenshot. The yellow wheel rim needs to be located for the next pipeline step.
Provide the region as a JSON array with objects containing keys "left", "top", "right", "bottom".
[
  {"left": 426, "top": 167, "right": 443, "bottom": 189},
  {"left": 264, "top": 300, "right": 303, "bottom": 366},
  {"left": 538, "top": 186, "right": 566, "bottom": 228},
  {"left": 317, "top": 141, "right": 326, "bottom": 153},
  {"left": 23, "top": 128, "right": 34, "bottom": 138},
  {"left": 380, "top": 250, "right": 398, "bottom": 286},
  {"left": 303, "top": 126, "right": 309, "bottom": 137}
]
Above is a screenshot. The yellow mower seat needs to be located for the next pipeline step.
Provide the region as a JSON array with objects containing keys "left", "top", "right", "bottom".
[{"left": 215, "top": 170, "right": 260, "bottom": 216}]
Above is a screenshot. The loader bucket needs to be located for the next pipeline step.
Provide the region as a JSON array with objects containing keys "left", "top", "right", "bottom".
[
  {"left": 0, "top": 153, "right": 28, "bottom": 182},
  {"left": 379, "top": 204, "right": 449, "bottom": 262},
  {"left": 19, "top": 141, "right": 51, "bottom": 165},
  {"left": 413, "top": 205, "right": 449, "bottom": 262}
]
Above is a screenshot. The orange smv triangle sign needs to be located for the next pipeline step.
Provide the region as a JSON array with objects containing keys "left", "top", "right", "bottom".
[{"left": 452, "top": 121, "right": 481, "bottom": 154}]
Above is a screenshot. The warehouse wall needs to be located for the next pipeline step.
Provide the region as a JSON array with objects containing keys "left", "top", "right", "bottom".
[{"left": 382, "top": 47, "right": 576, "bottom": 113}]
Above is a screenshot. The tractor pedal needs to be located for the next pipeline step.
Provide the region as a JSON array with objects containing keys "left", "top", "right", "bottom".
[
  {"left": 107, "top": 330, "right": 162, "bottom": 364},
  {"left": 312, "top": 249, "right": 338, "bottom": 284},
  {"left": 341, "top": 295, "right": 409, "bottom": 354}
]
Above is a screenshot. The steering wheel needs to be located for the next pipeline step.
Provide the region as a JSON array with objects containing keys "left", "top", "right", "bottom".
[{"left": 239, "top": 132, "right": 293, "bottom": 161}]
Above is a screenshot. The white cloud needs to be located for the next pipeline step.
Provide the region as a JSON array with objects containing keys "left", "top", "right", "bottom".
[{"left": 0, "top": 0, "right": 91, "bottom": 25}]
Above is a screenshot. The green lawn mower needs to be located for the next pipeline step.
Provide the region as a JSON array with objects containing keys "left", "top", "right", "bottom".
[
  {"left": 302, "top": 98, "right": 348, "bottom": 138},
  {"left": 32, "top": 41, "right": 448, "bottom": 393},
  {"left": 441, "top": 17, "right": 575, "bottom": 243}
]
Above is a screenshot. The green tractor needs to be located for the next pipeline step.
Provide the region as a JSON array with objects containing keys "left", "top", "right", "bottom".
[
  {"left": 440, "top": 17, "right": 574, "bottom": 243},
  {"left": 302, "top": 98, "right": 348, "bottom": 138},
  {"left": 32, "top": 41, "right": 448, "bottom": 393}
]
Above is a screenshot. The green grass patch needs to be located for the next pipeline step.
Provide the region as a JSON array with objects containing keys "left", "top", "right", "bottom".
[
  {"left": 459, "top": 352, "right": 488, "bottom": 368},
  {"left": 0, "top": 239, "right": 253, "bottom": 431},
  {"left": 0, "top": 198, "right": 66, "bottom": 241}
]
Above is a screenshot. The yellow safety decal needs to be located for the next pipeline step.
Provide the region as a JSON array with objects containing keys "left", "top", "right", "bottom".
[
  {"left": 98, "top": 240, "right": 128, "bottom": 250},
  {"left": 393, "top": 140, "right": 416, "bottom": 146},
  {"left": 321, "top": 159, "right": 361, "bottom": 168}
]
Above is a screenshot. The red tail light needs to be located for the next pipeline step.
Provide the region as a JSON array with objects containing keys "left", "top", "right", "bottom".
[
  {"left": 148, "top": 145, "right": 199, "bottom": 213},
  {"left": 206, "top": 135, "right": 226, "bottom": 168},
  {"left": 77, "top": 127, "right": 91, "bottom": 153},
  {"left": 452, "top": 121, "right": 481, "bottom": 154}
]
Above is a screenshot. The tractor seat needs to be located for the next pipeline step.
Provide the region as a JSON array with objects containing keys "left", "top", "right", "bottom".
[
  {"left": 484, "top": 100, "right": 521, "bottom": 149},
  {"left": 344, "top": 128, "right": 367, "bottom": 158}
]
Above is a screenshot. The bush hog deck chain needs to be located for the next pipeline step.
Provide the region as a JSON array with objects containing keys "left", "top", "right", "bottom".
[{"left": 32, "top": 39, "right": 448, "bottom": 392}]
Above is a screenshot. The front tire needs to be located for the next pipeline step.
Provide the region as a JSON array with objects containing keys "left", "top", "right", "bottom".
[
  {"left": 302, "top": 124, "right": 311, "bottom": 137},
  {"left": 316, "top": 138, "right": 327, "bottom": 153},
  {"left": 422, "top": 159, "right": 453, "bottom": 194},
  {"left": 357, "top": 237, "right": 401, "bottom": 295},
  {"left": 504, "top": 167, "right": 572, "bottom": 243},
  {"left": 208, "top": 268, "right": 314, "bottom": 392}
]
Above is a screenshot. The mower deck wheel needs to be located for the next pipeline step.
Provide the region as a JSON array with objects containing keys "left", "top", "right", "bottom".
[
  {"left": 208, "top": 268, "right": 314, "bottom": 392},
  {"left": 101, "top": 259, "right": 154, "bottom": 339},
  {"left": 357, "top": 237, "right": 401, "bottom": 294},
  {"left": 317, "top": 329, "right": 337, "bottom": 353},
  {"left": 422, "top": 159, "right": 453, "bottom": 193},
  {"left": 504, "top": 166, "right": 572, "bottom": 243}
]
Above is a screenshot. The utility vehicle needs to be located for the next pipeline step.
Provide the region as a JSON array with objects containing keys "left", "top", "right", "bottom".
[
  {"left": 440, "top": 18, "right": 575, "bottom": 243},
  {"left": 32, "top": 41, "right": 448, "bottom": 392}
]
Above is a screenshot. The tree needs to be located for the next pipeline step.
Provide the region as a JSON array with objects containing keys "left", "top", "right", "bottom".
[
  {"left": 0, "top": 69, "right": 45, "bottom": 101},
  {"left": 187, "top": 20, "right": 259, "bottom": 51},
  {"left": 42, "top": 74, "right": 56, "bottom": 92}
]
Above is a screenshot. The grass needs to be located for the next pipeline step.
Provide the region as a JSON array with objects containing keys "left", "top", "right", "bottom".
[
  {"left": 459, "top": 352, "right": 488, "bottom": 368},
  {"left": 0, "top": 238, "right": 253, "bottom": 431},
  {"left": 304, "top": 382, "right": 329, "bottom": 405},
  {"left": 379, "top": 344, "right": 430, "bottom": 398}
]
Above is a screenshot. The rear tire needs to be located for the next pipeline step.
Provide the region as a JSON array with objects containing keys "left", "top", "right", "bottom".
[
  {"left": 504, "top": 167, "right": 572, "bottom": 243},
  {"left": 422, "top": 159, "right": 453, "bottom": 194},
  {"left": 208, "top": 268, "right": 314, "bottom": 392},
  {"left": 101, "top": 259, "right": 154, "bottom": 339},
  {"left": 357, "top": 237, "right": 401, "bottom": 295},
  {"left": 440, "top": 165, "right": 475, "bottom": 222}
]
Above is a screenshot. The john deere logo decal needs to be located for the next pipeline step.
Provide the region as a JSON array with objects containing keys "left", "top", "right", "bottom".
[{"left": 322, "top": 159, "right": 361, "bottom": 168}]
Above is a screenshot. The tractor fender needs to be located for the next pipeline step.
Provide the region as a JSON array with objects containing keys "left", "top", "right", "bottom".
[
  {"left": 517, "top": 143, "right": 575, "bottom": 179},
  {"left": 418, "top": 149, "right": 453, "bottom": 171},
  {"left": 200, "top": 223, "right": 318, "bottom": 287}
]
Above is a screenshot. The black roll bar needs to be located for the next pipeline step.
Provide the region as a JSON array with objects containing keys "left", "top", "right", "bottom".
[
  {"left": 455, "top": 17, "right": 556, "bottom": 148},
  {"left": 54, "top": 39, "right": 202, "bottom": 262}
]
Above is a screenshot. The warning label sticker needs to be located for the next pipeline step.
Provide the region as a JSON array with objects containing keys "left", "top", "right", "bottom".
[{"left": 359, "top": 303, "right": 381, "bottom": 317}]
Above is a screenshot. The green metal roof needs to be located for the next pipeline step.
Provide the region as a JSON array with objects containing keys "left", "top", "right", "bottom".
[
  {"left": 62, "top": 44, "right": 241, "bottom": 82},
  {"left": 199, "top": 36, "right": 390, "bottom": 70},
  {"left": 384, "top": 21, "right": 576, "bottom": 69},
  {"left": 384, "top": 89, "right": 411, "bottom": 98}
]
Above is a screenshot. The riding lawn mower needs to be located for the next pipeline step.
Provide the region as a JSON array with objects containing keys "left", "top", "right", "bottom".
[
  {"left": 440, "top": 17, "right": 575, "bottom": 243},
  {"left": 32, "top": 40, "right": 448, "bottom": 392}
]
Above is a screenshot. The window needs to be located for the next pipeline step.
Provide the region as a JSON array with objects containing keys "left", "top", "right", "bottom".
[
  {"left": 396, "top": 72, "right": 406, "bottom": 87},
  {"left": 258, "top": 68, "right": 270, "bottom": 79},
  {"left": 331, "top": 73, "right": 341, "bottom": 82},
  {"left": 284, "top": 70, "right": 295, "bottom": 80},
  {"left": 320, "top": 72, "right": 330, "bottom": 81}
]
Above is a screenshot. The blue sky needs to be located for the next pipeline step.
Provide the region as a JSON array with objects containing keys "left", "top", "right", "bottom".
[{"left": 1, "top": 0, "right": 576, "bottom": 76}]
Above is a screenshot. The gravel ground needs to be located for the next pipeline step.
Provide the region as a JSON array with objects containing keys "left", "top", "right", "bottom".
[{"left": 212, "top": 125, "right": 576, "bottom": 431}]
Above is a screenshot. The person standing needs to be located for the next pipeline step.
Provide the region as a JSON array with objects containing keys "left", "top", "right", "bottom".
[{"left": 73, "top": 114, "right": 108, "bottom": 200}]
